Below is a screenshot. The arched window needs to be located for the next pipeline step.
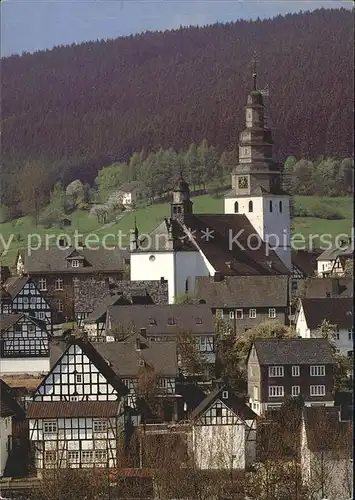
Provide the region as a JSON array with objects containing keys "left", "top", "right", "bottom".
[
  {"left": 269, "top": 200, "right": 273, "bottom": 212},
  {"left": 279, "top": 201, "right": 283, "bottom": 213},
  {"left": 248, "top": 201, "right": 253, "bottom": 212},
  {"left": 234, "top": 201, "right": 239, "bottom": 213}
]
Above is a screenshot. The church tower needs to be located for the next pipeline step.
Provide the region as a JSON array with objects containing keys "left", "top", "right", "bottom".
[
  {"left": 224, "top": 72, "right": 291, "bottom": 270},
  {"left": 171, "top": 171, "right": 193, "bottom": 225}
]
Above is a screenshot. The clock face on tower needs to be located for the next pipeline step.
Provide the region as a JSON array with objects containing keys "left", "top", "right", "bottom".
[{"left": 238, "top": 176, "right": 249, "bottom": 189}]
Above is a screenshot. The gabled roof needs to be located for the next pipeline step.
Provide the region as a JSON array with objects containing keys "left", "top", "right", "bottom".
[
  {"left": 299, "top": 277, "right": 353, "bottom": 299},
  {"left": 3, "top": 276, "right": 30, "bottom": 298},
  {"left": 107, "top": 304, "right": 216, "bottom": 335},
  {"left": 17, "top": 245, "right": 127, "bottom": 274},
  {"left": 27, "top": 400, "right": 120, "bottom": 419},
  {"left": 84, "top": 294, "right": 130, "bottom": 323},
  {"left": 251, "top": 338, "right": 335, "bottom": 365},
  {"left": 300, "top": 297, "right": 353, "bottom": 330},
  {"left": 303, "top": 406, "right": 352, "bottom": 453},
  {"left": 292, "top": 249, "right": 322, "bottom": 276},
  {"left": 94, "top": 334, "right": 179, "bottom": 378},
  {"left": 190, "top": 385, "right": 257, "bottom": 422},
  {"left": 317, "top": 243, "right": 353, "bottom": 261},
  {"left": 119, "top": 181, "right": 143, "bottom": 192},
  {"left": 0, "top": 379, "right": 25, "bottom": 419},
  {"left": 195, "top": 275, "right": 288, "bottom": 308},
  {"left": 39, "top": 339, "right": 128, "bottom": 396},
  {"left": 0, "top": 313, "right": 25, "bottom": 332}
]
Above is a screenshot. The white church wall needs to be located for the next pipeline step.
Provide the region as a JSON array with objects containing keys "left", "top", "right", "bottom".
[{"left": 175, "top": 251, "right": 215, "bottom": 299}]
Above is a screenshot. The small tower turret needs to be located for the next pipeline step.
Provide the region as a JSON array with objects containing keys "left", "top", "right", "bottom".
[{"left": 171, "top": 172, "right": 193, "bottom": 224}]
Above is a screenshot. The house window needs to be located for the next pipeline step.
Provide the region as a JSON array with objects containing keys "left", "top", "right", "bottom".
[
  {"left": 234, "top": 201, "right": 239, "bottom": 213},
  {"left": 45, "top": 451, "right": 57, "bottom": 463},
  {"left": 37, "top": 312, "right": 45, "bottom": 320},
  {"left": 336, "top": 331, "right": 340, "bottom": 340},
  {"left": 279, "top": 201, "right": 282, "bottom": 213},
  {"left": 222, "top": 390, "right": 229, "bottom": 399},
  {"left": 216, "top": 309, "right": 223, "bottom": 318},
  {"left": 249, "top": 309, "right": 256, "bottom": 319},
  {"left": 269, "top": 366, "right": 284, "bottom": 377},
  {"left": 269, "top": 386, "right": 284, "bottom": 397},
  {"left": 72, "top": 260, "right": 79, "bottom": 268},
  {"left": 95, "top": 450, "right": 107, "bottom": 462},
  {"left": 81, "top": 451, "right": 93, "bottom": 463},
  {"left": 195, "top": 317, "right": 203, "bottom": 325},
  {"left": 75, "top": 374, "right": 82, "bottom": 383},
  {"left": 149, "top": 318, "right": 156, "bottom": 326},
  {"left": 310, "top": 365, "right": 325, "bottom": 376},
  {"left": 253, "top": 386, "right": 259, "bottom": 400},
  {"left": 167, "top": 317, "right": 175, "bottom": 326},
  {"left": 93, "top": 419, "right": 107, "bottom": 433},
  {"left": 310, "top": 385, "right": 326, "bottom": 396},
  {"left": 57, "top": 300, "right": 64, "bottom": 313},
  {"left": 348, "top": 329, "right": 353, "bottom": 341},
  {"left": 269, "top": 200, "right": 273, "bottom": 212},
  {"left": 292, "top": 366, "right": 300, "bottom": 377},
  {"left": 236, "top": 309, "right": 243, "bottom": 319},
  {"left": 54, "top": 277, "right": 63, "bottom": 291},
  {"left": 39, "top": 278, "right": 47, "bottom": 291},
  {"left": 248, "top": 201, "right": 253, "bottom": 213},
  {"left": 159, "top": 378, "right": 168, "bottom": 388},
  {"left": 23, "top": 297, "right": 29, "bottom": 305},
  {"left": 292, "top": 386, "right": 300, "bottom": 397},
  {"left": 67, "top": 451, "right": 79, "bottom": 462},
  {"left": 268, "top": 308, "right": 276, "bottom": 319},
  {"left": 28, "top": 324, "right": 35, "bottom": 333},
  {"left": 43, "top": 421, "right": 57, "bottom": 433},
  {"left": 14, "top": 323, "right": 22, "bottom": 334},
  {"left": 229, "top": 310, "right": 234, "bottom": 319},
  {"left": 216, "top": 407, "right": 222, "bottom": 417}
]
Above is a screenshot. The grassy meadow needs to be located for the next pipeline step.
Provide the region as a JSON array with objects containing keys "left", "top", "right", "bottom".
[{"left": 0, "top": 195, "right": 352, "bottom": 269}]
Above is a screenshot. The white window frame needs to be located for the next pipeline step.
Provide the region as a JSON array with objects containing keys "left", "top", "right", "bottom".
[
  {"left": 72, "top": 259, "right": 80, "bottom": 268},
  {"left": 216, "top": 309, "right": 223, "bottom": 318},
  {"left": 229, "top": 310, "right": 235, "bottom": 319},
  {"left": 43, "top": 420, "right": 57, "bottom": 434},
  {"left": 37, "top": 312, "right": 45, "bottom": 320},
  {"left": 93, "top": 419, "right": 107, "bottom": 433},
  {"left": 57, "top": 300, "right": 64, "bottom": 313},
  {"left": 81, "top": 451, "right": 93, "bottom": 463},
  {"left": 291, "top": 386, "right": 300, "bottom": 397},
  {"left": 39, "top": 278, "right": 47, "bottom": 291},
  {"left": 249, "top": 309, "right": 256, "bottom": 319},
  {"left": 310, "top": 365, "right": 325, "bottom": 377},
  {"left": 269, "top": 386, "right": 284, "bottom": 397},
  {"left": 310, "top": 385, "right": 325, "bottom": 396},
  {"left": 55, "top": 277, "right": 63, "bottom": 291},
  {"left": 45, "top": 451, "right": 57, "bottom": 463},
  {"left": 67, "top": 451, "right": 79, "bottom": 462},
  {"left": 268, "top": 308, "right": 276, "bottom": 319},
  {"left": 292, "top": 365, "right": 300, "bottom": 377},
  {"left": 222, "top": 390, "right": 229, "bottom": 399},
  {"left": 268, "top": 366, "right": 284, "bottom": 377},
  {"left": 94, "top": 450, "right": 107, "bottom": 462},
  {"left": 236, "top": 309, "right": 243, "bottom": 319}
]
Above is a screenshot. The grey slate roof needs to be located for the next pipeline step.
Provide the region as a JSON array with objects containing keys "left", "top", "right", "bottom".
[
  {"left": 95, "top": 335, "right": 179, "bottom": 378},
  {"left": 118, "top": 181, "right": 143, "bottom": 192},
  {"left": 195, "top": 275, "right": 288, "bottom": 308},
  {"left": 252, "top": 338, "right": 335, "bottom": 365},
  {"left": 0, "top": 313, "right": 25, "bottom": 331},
  {"left": 106, "top": 304, "right": 216, "bottom": 336},
  {"left": 84, "top": 295, "right": 131, "bottom": 323},
  {"left": 18, "top": 245, "right": 127, "bottom": 273},
  {"left": 292, "top": 249, "right": 322, "bottom": 276},
  {"left": 300, "top": 277, "right": 353, "bottom": 299},
  {"left": 300, "top": 297, "right": 353, "bottom": 330},
  {"left": 190, "top": 385, "right": 257, "bottom": 422},
  {"left": 134, "top": 214, "right": 289, "bottom": 276},
  {"left": 3, "top": 276, "right": 30, "bottom": 298},
  {"left": 317, "top": 243, "right": 353, "bottom": 261},
  {"left": 0, "top": 379, "right": 26, "bottom": 419}
]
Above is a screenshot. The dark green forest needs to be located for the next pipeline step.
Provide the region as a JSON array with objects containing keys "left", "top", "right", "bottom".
[{"left": 1, "top": 8, "right": 354, "bottom": 215}]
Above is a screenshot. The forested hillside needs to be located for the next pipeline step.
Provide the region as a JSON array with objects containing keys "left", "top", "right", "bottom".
[{"left": 1, "top": 8, "right": 354, "bottom": 208}]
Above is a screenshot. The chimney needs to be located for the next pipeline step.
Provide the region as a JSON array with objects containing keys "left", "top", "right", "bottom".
[
  {"left": 140, "top": 327, "right": 147, "bottom": 338},
  {"left": 214, "top": 272, "right": 224, "bottom": 282},
  {"left": 160, "top": 277, "right": 165, "bottom": 283},
  {"left": 135, "top": 336, "right": 141, "bottom": 351}
]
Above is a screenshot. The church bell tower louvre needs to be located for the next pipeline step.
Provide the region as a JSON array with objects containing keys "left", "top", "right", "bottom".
[{"left": 224, "top": 71, "right": 292, "bottom": 271}]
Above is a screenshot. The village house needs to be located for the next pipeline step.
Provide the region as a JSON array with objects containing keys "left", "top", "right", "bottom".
[
  {"left": 300, "top": 406, "right": 353, "bottom": 499},
  {"left": 1, "top": 275, "right": 53, "bottom": 332},
  {"left": 294, "top": 297, "right": 353, "bottom": 355},
  {"left": 295, "top": 277, "right": 353, "bottom": 299},
  {"left": 0, "top": 313, "right": 50, "bottom": 375},
  {"left": 105, "top": 304, "right": 217, "bottom": 366},
  {"left": 290, "top": 249, "right": 322, "bottom": 295},
  {"left": 247, "top": 338, "right": 335, "bottom": 415},
  {"left": 0, "top": 379, "right": 26, "bottom": 477},
  {"left": 316, "top": 240, "right": 353, "bottom": 277},
  {"left": 27, "top": 339, "right": 128, "bottom": 473},
  {"left": 15, "top": 245, "right": 128, "bottom": 324},
  {"left": 117, "top": 181, "right": 144, "bottom": 206},
  {"left": 194, "top": 274, "right": 289, "bottom": 333},
  {"left": 129, "top": 78, "right": 291, "bottom": 304}
]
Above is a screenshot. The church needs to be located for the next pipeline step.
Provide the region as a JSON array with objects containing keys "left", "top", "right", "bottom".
[{"left": 130, "top": 73, "right": 291, "bottom": 304}]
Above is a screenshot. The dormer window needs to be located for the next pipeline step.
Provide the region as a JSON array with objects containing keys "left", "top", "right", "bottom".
[
  {"left": 72, "top": 260, "right": 79, "bottom": 268},
  {"left": 167, "top": 317, "right": 175, "bottom": 326},
  {"left": 195, "top": 317, "right": 203, "bottom": 325},
  {"left": 139, "top": 359, "right": 145, "bottom": 367},
  {"left": 149, "top": 318, "right": 156, "bottom": 326},
  {"left": 222, "top": 390, "right": 229, "bottom": 399}
]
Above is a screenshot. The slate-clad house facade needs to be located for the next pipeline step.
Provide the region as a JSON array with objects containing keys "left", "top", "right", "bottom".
[
  {"left": 247, "top": 338, "right": 335, "bottom": 415},
  {"left": 195, "top": 274, "right": 289, "bottom": 333},
  {"left": 105, "top": 304, "right": 217, "bottom": 364},
  {"left": 16, "top": 246, "right": 127, "bottom": 324},
  {"left": 0, "top": 314, "right": 50, "bottom": 375}
]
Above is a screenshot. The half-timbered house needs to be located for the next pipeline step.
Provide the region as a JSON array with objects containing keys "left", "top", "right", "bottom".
[
  {"left": 0, "top": 314, "right": 50, "bottom": 375},
  {"left": 189, "top": 385, "right": 257, "bottom": 470},
  {"left": 3, "top": 276, "right": 52, "bottom": 332},
  {"left": 27, "top": 339, "right": 128, "bottom": 472},
  {"left": 0, "top": 285, "right": 13, "bottom": 314}
]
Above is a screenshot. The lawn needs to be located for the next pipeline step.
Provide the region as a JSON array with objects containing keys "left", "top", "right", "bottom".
[{"left": 0, "top": 195, "right": 352, "bottom": 268}]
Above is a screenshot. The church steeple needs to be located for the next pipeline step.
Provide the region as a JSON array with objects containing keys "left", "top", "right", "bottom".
[{"left": 171, "top": 171, "right": 193, "bottom": 224}]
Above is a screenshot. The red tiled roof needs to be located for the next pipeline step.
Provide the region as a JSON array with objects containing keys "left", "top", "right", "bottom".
[{"left": 27, "top": 400, "right": 120, "bottom": 419}]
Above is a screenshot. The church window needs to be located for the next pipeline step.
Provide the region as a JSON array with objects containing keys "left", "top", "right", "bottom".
[
  {"left": 177, "top": 206, "right": 182, "bottom": 214},
  {"left": 234, "top": 201, "right": 239, "bottom": 213},
  {"left": 279, "top": 201, "right": 282, "bottom": 213},
  {"left": 248, "top": 201, "right": 253, "bottom": 212},
  {"left": 269, "top": 200, "right": 273, "bottom": 212}
]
